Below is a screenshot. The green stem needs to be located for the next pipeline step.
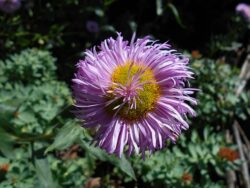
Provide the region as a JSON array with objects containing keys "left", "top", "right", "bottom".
[{"left": 15, "top": 134, "right": 53, "bottom": 142}]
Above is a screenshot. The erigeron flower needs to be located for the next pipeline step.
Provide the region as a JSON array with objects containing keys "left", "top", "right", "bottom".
[
  {"left": 86, "top": 20, "right": 99, "bottom": 33},
  {"left": 236, "top": 3, "right": 250, "bottom": 22},
  {"left": 72, "top": 33, "right": 197, "bottom": 157},
  {"left": 0, "top": 0, "right": 21, "bottom": 13}
]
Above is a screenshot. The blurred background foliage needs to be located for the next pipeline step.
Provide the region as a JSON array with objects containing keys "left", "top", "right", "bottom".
[{"left": 0, "top": 0, "right": 250, "bottom": 187}]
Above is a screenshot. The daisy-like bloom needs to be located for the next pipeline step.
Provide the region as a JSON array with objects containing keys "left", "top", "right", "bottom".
[
  {"left": 236, "top": 3, "right": 250, "bottom": 22},
  {"left": 181, "top": 172, "right": 193, "bottom": 183},
  {"left": 73, "top": 33, "right": 197, "bottom": 158},
  {"left": 218, "top": 147, "right": 239, "bottom": 161},
  {"left": 0, "top": 163, "right": 9, "bottom": 172},
  {"left": 86, "top": 20, "right": 100, "bottom": 33},
  {"left": 0, "top": 0, "right": 21, "bottom": 13}
]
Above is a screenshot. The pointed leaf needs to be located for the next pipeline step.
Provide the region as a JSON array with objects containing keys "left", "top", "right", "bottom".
[
  {"left": 80, "top": 140, "right": 136, "bottom": 180},
  {"left": 45, "top": 121, "right": 82, "bottom": 153},
  {"left": 35, "top": 158, "right": 58, "bottom": 188},
  {"left": 156, "top": 0, "right": 163, "bottom": 16},
  {"left": 117, "top": 155, "right": 136, "bottom": 180},
  {"left": 167, "top": 3, "right": 186, "bottom": 28},
  {"left": 0, "top": 128, "right": 15, "bottom": 158}
]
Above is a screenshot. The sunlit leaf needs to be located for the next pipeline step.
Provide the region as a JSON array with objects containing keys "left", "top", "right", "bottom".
[
  {"left": 156, "top": 0, "right": 163, "bottom": 16},
  {"left": 104, "top": 0, "right": 116, "bottom": 6}
]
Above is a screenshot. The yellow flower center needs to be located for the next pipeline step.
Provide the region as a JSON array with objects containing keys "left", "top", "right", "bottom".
[{"left": 107, "top": 62, "right": 160, "bottom": 121}]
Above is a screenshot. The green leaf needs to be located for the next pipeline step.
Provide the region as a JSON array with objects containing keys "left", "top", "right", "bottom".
[
  {"left": 80, "top": 140, "right": 110, "bottom": 161},
  {"left": 45, "top": 121, "right": 82, "bottom": 153},
  {"left": 188, "top": 144, "right": 197, "bottom": 160},
  {"left": 35, "top": 158, "right": 58, "bottom": 188},
  {"left": 95, "top": 9, "right": 104, "bottom": 17},
  {"left": 0, "top": 128, "right": 15, "bottom": 158},
  {"left": 191, "top": 131, "right": 198, "bottom": 143},
  {"left": 0, "top": 100, "right": 19, "bottom": 125},
  {"left": 214, "top": 165, "right": 225, "bottom": 176},
  {"left": 203, "top": 127, "right": 209, "bottom": 141},
  {"left": 80, "top": 140, "right": 137, "bottom": 180},
  {"left": 167, "top": 3, "right": 186, "bottom": 28},
  {"left": 117, "top": 155, "right": 136, "bottom": 180},
  {"left": 104, "top": 0, "right": 116, "bottom": 6},
  {"left": 156, "top": 0, "right": 163, "bottom": 16},
  {"left": 18, "top": 111, "right": 37, "bottom": 124}
]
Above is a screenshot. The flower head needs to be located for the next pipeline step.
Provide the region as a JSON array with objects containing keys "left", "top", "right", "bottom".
[
  {"left": 0, "top": 0, "right": 21, "bottom": 13},
  {"left": 181, "top": 172, "right": 192, "bottom": 183},
  {"left": 0, "top": 163, "right": 9, "bottom": 172},
  {"left": 218, "top": 147, "right": 239, "bottom": 161},
  {"left": 86, "top": 21, "right": 99, "bottom": 33},
  {"left": 236, "top": 3, "right": 250, "bottom": 22},
  {"left": 191, "top": 50, "right": 202, "bottom": 59},
  {"left": 72, "top": 33, "right": 197, "bottom": 157}
]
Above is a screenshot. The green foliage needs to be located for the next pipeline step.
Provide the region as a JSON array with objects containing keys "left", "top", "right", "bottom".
[
  {"left": 0, "top": 49, "right": 56, "bottom": 87},
  {"left": 0, "top": 47, "right": 247, "bottom": 187},
  {"left": 191, "top": 58, "right": 249, "bottom": 126},
  {"left": 49, "top": 155, "right": 93, "bottom": 187},
  {"left": 0, "top": 148, "right": 36, "bottom": 188},
  {"left": 1, "top": 2, "right": 250, "bottom": 187},
  {"left": 35, "top": 158, "right": 58, "bottom": 188},
  {"left": 46, "top": 122, "right": 136, "bottom": 180},
  {"left": 80, "top": 141, "right": 136, "bottom": 181},
  {"left": 237, "top": 92, "right": 250, "bottom": 120},
  {"left": 0, "top": 81, "right": 71, "bottom": 134},
  {"left": 120, "top": 128, "right": 239, "bottom": 188},
  {"left": 46, "top": 121, "right": 83, "bottom": 153},
  {"left": 0, "top": 49, "right": 92, "bottom": 188},
  {"left": 0, "top": 145, "right": 93, "bottom": 188},
  {"left": 167, "top": 3, "right": 186, "bottom": 28}
]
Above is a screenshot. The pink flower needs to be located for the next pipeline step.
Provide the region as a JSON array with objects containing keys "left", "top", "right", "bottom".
[
  {"left": 0, "top": 0, "right": 21, "bottom": 13},
  {"left": 72, "top": 33, "right": 197, "bottom": 157},
  {"left": 86, "top": 21, "right": 99, "bottom": 33},
  {"left": 236, "top": 3, "right": 250, "bottom": 22}
]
